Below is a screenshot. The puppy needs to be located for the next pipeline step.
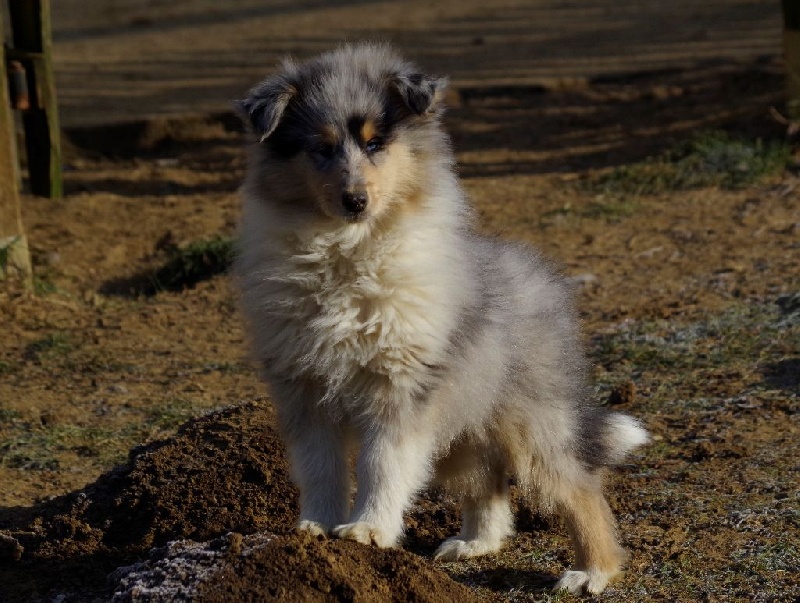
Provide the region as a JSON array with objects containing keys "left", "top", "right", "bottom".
[{"left": 235, "top": 43, "right": 648, "bottom": 595}]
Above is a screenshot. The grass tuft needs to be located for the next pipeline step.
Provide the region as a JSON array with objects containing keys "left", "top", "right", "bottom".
[
  {"left": 149, "top": 236, "right": 235, "bottom": 292},
  {"left": 590, "top": 130, "right": 792, "bottom": 195},
  {"left": 24, "top": 333, "right": 76, "bottom": 361}
]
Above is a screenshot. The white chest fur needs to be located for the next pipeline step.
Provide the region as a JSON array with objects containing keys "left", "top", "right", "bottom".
[{"left": 241, "top": 217, "right": 467, "bottom": 406}]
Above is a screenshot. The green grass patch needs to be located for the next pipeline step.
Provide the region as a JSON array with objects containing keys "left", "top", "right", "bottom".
[
  {"left": 0, "top": 402, "right": 207, "bottom": 473},
  {"left": 595, "top": 300, "right": 796, "bottom": 369},
  {"left": 542, "top": 198, "right": 639, "bottom": 224},
  {"left": 32, "top": 275, "right": 59, "bottom": 296},
  {"left": 590, "top": 130, "right": 792, "bottom": 195},
  {"left": 0, "top": 424, "right": 118, "bottom": 470},
  {"left": 200, "top": 361, "right": 250, "bottom": 374},
  {"left": 581, "top": 198, "right": 638, "bottom": 220},
  {"left": 24, "top": 332, "right": 77, "bottom": 362},
  {"left": 0, "top": 409, "right": 21, "bottom": 424},
  {"left": 0, "top": 236, "right": 16, "bottom": 272},
  {"left": 144, "top": 398, "right": 201, "bottom": 431}
]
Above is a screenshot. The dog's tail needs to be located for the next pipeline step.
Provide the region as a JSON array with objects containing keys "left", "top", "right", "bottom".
[{"left": 601, "top": 413, "right": 650, "bottom": 465}]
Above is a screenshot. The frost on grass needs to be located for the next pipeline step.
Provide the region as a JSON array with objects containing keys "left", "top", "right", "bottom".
[
  {"left": 110, "top": 532, "right": 273, "bottom": 602},
  {"left": 590, "top": 296, "right": 800, "bottom": 393}
]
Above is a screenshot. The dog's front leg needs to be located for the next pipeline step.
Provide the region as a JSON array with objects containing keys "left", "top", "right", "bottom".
[
  {"left": 332, "top": 424, "right": 433, "bottom": 548},
  {"left": 282, "top": 414, "right": 350, "bottom": 537}
]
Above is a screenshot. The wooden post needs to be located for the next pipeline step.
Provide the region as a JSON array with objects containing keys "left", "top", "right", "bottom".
[
  {"left": 785, "top": 0, "right": 800, "bottom": 120},
  {"left": 0, "top": 7, "right": 32, "bottom": 284},
  {"left": 7, "top": 0, "right": 62, "bottom": 198}
]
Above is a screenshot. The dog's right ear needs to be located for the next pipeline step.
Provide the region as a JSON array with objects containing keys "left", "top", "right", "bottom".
[
  {"left": 235, "top": 76, "right": 297, "bottom": 142},
  {"left": 390, "top": 72, "right": 447, "bottom": 118}
]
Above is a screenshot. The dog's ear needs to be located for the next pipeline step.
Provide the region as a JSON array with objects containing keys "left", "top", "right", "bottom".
[
  {"left": 390, "top": 72, "right": 448, "bottom": 117},
  {"left": 235, "top": 76, "right": 297, "bottom": 142}
]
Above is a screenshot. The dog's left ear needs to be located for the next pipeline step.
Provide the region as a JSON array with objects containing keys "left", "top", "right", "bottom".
[
  {"left": 391, "top": 72, "right": 448, "bottom": 117},
  {"left": 235, "top": 76, "right": 297, "bottom": 142}
]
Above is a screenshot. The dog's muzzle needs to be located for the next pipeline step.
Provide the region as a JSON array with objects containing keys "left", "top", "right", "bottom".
[{"left": 342, "top": 191, "right": 368, "bottom": 214}]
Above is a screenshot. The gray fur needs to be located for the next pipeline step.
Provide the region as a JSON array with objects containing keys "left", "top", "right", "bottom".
[{"left": 236, "top": 43, "right": 648, "bottom": 595}]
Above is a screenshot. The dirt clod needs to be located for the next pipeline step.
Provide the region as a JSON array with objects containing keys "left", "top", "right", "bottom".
[
  {"left": 0, "top": 534, "right": 24, "bottom": 563},
  {"left": 607, "top": 380, "right": 637, "bottom": 406}
]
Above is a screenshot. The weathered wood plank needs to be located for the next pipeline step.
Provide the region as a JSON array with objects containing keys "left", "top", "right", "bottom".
[
  {"left": 785, "top": 0, "right": 800, "bottom": 119},
  {"left": 0, "top": 5, "right": 32, "bottom": 283},
  {"left": 8, "top": 0, "right": 62, "bottom": 198}
]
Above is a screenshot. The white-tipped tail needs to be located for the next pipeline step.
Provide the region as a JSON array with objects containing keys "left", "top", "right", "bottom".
[{"left": 606, "top": 414, "right": 650, "bottom": 464}]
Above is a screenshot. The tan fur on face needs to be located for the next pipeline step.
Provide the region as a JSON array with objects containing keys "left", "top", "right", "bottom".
[
  {"left": 319, "top": 123, "right": 339, "bottom": 148},
  {"left": 361, "top": 140, "right": 417, "bottom": 216},
  {"left": 359, "top": 120, "right": 377, "bottom": 145},
  {"left": 303, "top": 138, "right": 422, "bottom": 223}
]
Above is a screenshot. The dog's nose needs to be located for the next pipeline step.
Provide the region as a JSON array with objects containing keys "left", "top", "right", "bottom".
[{"left": 342, "top": 191, "right": 368, "bottom": 214}]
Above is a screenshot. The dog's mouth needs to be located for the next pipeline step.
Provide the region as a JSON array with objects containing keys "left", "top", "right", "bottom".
[
  {"left": 343, "top": 210, "right": 369, "bottom": 223},
  {"left": 316, "top": 201, "right": 371, "bottom": 224}
]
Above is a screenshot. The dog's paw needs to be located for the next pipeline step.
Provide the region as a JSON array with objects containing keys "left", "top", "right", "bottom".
[
  {"left": 331, "top": 522, "right": 393, "bottom": 548},
  {"left": 554, "top": 569, "right": 616, "bottom": 595},
  {"left": 296, "top": 520, "right": 329, "bottom": 538},
  {"left": 434, "top": 537, "right": 503, "bottom": 561}
]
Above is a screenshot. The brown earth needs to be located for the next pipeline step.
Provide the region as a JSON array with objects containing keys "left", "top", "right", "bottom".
[{"left": 1, "top": 1, "right": 799, "bottom": 602}]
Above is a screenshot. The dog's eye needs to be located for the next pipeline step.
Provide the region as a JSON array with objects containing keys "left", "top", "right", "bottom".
[
  {"left": 310, "top": 144, "right": 336, "bottom": 163},
  {"left": 365, "top": 138, "right": 384, "bottom": 154}
]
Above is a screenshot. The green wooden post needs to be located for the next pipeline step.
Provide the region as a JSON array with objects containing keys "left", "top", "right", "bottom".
[
  {"left": 0, "top": 7, "right": 32, "bottom": 284},
  {"left": 784, "top": 0, "right": 800, "bottom": 120},
  {"left": 7, "top": 0, "right": 61, "bottom": 198}
]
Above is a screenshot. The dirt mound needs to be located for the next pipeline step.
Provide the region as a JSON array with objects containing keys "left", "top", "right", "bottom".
[
  {"left": 0, "top": 402, "right": 480, "bottom": 601},
  {"left": 0, "top": 402, "right": 296, "bottom": 599},
  {"left": 200, "top": 533, "right": 478, "bottom": 603},
  {"left": 110, "top": 532, "right": 478, "bottom": 602},
  {"left": 2, "top": 401, "right": 296, "bottom": 563}
]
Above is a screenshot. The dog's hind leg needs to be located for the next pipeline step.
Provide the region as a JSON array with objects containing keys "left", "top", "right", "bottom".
[
  {"left": 550, "top": 472, "right": 627, "bottom": 595},
  {"left": 432, "top": 443, "right": 513, "bottom": 561},
  {"left": 434, "top": 473, "right": 513, "bottom": 561}
]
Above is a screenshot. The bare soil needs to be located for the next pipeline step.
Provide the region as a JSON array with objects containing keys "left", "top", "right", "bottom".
[{"left": 1, "top": 1, "right": 799, "bottom": 601}]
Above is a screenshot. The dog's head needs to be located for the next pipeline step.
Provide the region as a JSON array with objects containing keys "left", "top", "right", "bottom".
[{"left": 237, "top": 44, "right": 448, "bottom": 224}]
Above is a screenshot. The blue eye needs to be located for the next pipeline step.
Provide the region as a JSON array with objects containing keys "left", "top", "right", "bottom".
[{"left": 365, "top": 138, "right": 383, "bottom": 154}]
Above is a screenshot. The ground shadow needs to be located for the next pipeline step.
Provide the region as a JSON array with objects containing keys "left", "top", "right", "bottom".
[
  {"left": 64, "top": 111, "right": 243, "bottom": 159},
  {"left": 458, "top": 567, "right": 558, "bottom": 595},
  {"left": 0, "top": 551, "right": 127, "bottom": 602},
  {"left": 760, "top": 357, "right": 800, "bottom": 393},
  {"left": 445, "top": 59, "right": 786, "bottom": 178},
  {"left": 62, "top": 58, "right": 789, "bottom": 196}
]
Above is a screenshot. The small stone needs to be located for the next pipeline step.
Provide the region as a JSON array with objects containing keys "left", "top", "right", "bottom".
[
  {"left": 607, "top": 381, "right": 636, "bottom": 405},
  {"left": 227, "top": 532, "right": 243, "bottom": 556},
  {"left": 0, "top": 533, "right": 24, "bottom": 562}
]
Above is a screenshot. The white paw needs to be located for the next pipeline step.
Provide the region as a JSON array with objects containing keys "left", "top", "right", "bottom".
[
  {"left": 434, "top": 537, "right": 504, "bottom": 561},
  {"left": 296, "top": 520, "right": 329, "bottom": 537},
  {"left": 331, "top": 522, "right": 394, "bottom": 548},
  {"left": 554, "top": 569, "right": 614, "bottom": 595}
]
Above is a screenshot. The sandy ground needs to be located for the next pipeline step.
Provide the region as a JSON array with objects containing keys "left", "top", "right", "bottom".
[{"left": 1, "top": 1, "right": 798, "bottom": 601}]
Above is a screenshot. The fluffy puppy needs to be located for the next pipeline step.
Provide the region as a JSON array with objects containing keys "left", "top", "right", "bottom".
[{"left": 235, "top": 43, "right": 648, "bottom": 595}]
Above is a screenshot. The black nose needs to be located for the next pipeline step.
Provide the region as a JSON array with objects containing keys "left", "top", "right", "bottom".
[{"left": 342, "top": 191, "right": 368, "bottom": 214}]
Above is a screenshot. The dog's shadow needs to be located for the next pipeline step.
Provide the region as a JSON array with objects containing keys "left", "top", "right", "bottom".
[{"left": 459, "top": 567, "right": 558, "bottom": 594}]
